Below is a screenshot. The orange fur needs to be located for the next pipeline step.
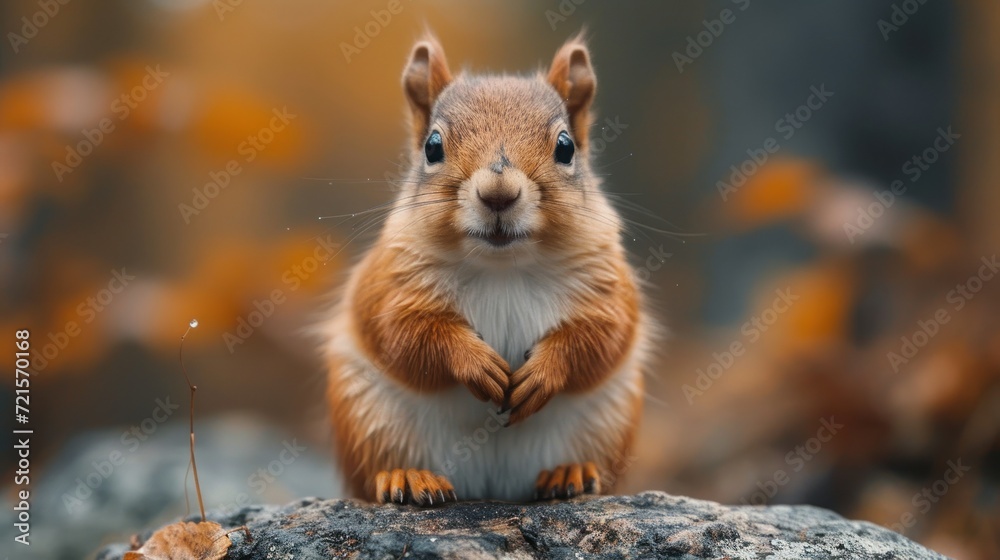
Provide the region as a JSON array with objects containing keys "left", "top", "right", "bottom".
[{"left": 351, "top": 246, "right": 510, "bottom": 404}]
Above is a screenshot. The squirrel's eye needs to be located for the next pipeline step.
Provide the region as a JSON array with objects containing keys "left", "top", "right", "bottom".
[
  {"left": 425, "top": 130, "right": 444, "bottom": 164},
  {"left": 555, "top": 131, "right": 575, "bottom": 165}
]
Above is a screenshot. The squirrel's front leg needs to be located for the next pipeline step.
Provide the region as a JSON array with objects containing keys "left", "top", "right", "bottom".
[
  {"left": 506, "top": 287, "right": 638, "bottom": 426},
  {"left": 356, "top": 288, "right": 510, "bottom": 406},
  {"left": 435, "top": 320, "right": 510, "bottom": 405}
]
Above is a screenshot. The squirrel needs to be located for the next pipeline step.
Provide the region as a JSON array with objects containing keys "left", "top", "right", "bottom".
[{"left": 322, "top": 32, "right": 652, "bottom": 505}]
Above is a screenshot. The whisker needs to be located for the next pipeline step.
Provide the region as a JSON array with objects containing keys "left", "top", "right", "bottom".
[
  {"left": 643, "top": 390, "right": 670, "bottom": 409},
  {"left": 346, "top": 198, "right": 452, "bottom": 239},
  {"left": 380, "top": 205, "right": 456, "bottom": 248},
  {"left": 538, "top": 199, "right": 650, "bottom": 241},
  {"left": 531, "top": 182, "right": 706, "bottom": 239},
  {"left": 318, "top": 192, "right": 439, "bottom": 220},
  {"left": 320, "top": 199, "right": 455, "bottom": 262},
  {"left": 592, "top": 152, "right": 634, "bottom": 170},
  {"left": 538, "top": 198, "right": 698, "bottom": 245}
]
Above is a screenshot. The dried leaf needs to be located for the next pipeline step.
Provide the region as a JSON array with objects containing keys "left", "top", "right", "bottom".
[{"left": 124, "top": 521, "right": 231, "bottom": 560}]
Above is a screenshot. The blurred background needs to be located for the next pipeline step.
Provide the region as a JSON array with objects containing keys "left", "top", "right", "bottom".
[{"left": 1, "top": 0, "right": 998, "bottom": 558}]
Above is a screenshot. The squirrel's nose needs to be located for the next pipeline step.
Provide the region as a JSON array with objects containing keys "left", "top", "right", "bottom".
[{"left": 477, "top": 188, "right": 521, "bottom": 212}]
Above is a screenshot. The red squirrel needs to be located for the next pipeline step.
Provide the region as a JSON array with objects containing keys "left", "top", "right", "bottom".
[{"left": 323, "top": 33, "right": 652, "bottom": 505}]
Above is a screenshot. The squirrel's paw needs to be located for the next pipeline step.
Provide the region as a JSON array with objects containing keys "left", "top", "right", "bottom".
[
  {"left": 451, "top": 343, "right": 509, "bottom": 407},
  {"left": 373, "top": 468, "right": 457, "bottom": 506},
  {"left": 533, "top": 462, "right": 601, "bottom": 500},
  {"left": 505, "top": 358, "right": 565, "bottom": 425}
]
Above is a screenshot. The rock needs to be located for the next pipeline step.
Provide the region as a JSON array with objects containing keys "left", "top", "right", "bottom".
[
  {"left": 96, "top": 491, "right": 947, "bottom": 559},
  {"left": 0, "top": 415, "right": 339, "bottom": 560}
]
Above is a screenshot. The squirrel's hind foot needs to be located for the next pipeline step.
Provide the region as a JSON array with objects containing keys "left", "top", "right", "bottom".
[
  {"left": 533, "top": 462, "right": 601, "bottom": 500},
  {"left": 373, "top": 469, "right": 457, "bottom": 506}
]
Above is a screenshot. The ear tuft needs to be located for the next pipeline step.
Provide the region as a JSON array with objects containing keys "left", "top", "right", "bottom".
[
  {"left": 547, "top": 33, "right": 596, "bottom": 151},
  {"left": 403, "top": 34, "right": 453, "bottom": 147}
]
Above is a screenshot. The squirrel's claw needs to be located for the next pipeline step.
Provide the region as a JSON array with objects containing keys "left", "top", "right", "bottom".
[
  {"left": 450, "top": 338, "right": 510, "bottom": 407},
  {"left": 534, "top": 462, "right": 601, "bottom": 500},
  {"left": 373, "top": 469, "right": 457, "bottom": 507},
  {"left": 505, "top": 368, "right": 557, "bottom": 425}
]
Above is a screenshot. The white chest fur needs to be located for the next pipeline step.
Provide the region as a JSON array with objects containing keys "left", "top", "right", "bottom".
[
  {"left": 346, "top": 357, "right": 640, "bottom": 501},
  {"left": 421, "top": 267, "right": 636, "bottom": 500},
  {"left": 338, "top": 265, "right": 641, "bottom": 501},
  {"left": 452, "top": 267, "right": 573, "bottom": 370}
]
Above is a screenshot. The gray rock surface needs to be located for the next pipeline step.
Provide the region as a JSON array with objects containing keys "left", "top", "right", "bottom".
[{"left": 96, "top": 491, "right": 947, "bottom": 560}]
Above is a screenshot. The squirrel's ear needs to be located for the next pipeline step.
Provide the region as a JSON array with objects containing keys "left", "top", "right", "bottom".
[
  {"left": 403, "top": 35, "right": 453, "bottom": 145},
  {"left": 547, "top": 35, "right": 596, "bottom": 148}
]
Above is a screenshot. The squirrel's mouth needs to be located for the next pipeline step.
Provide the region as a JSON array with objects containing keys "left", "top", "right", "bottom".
[{"left": 468, "top": 227, "right": 529, "bottom": 248}]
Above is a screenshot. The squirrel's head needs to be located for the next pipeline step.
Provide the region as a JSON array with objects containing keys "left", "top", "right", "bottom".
[{"left": 386, "top": 32, "right": 621, "bottom": 266}]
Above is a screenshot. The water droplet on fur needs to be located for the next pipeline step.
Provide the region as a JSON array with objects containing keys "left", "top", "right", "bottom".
[{"left": 189, "top": 319, "right": 199, "bottom": 328}]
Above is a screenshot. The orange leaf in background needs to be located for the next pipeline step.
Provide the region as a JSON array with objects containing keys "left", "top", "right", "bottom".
[
  {"left": 784, "top": 264, "right": 854, "bottom": 351},
  {"left": 190, "top": 89, "right": 304, "bottom": 167},
  {"left": 728, "top": 158, "right": 820, "bottom": 228},
  {"left": 123, "top": 521, "right": 231, "bottom": 560},
  {"left": 752, "top": 261, "right": 854, "bottom": 356},
  {"left": 0, "top": 78, "right": 45, "bottom": 130}
]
